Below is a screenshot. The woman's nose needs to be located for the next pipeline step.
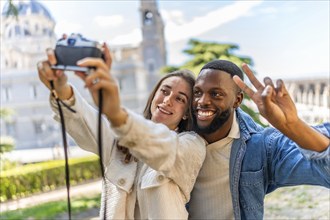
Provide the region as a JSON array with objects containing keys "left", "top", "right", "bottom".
[{"left": 163, "top": 94, "right": 173, "bottom": 106}]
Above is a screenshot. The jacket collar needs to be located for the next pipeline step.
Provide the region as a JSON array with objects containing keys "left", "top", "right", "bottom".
[{"left": 235, "top": 108, "right": 264, "bottom": 141}]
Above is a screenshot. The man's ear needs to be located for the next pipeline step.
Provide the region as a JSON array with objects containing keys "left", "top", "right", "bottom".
[{"left": 233, "top": 92, "right": 243, "bottom": 109}]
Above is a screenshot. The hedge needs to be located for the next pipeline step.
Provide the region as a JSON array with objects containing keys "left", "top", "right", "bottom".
[{"left": 0, "top": 156, "right": 102, "bottom": 202}]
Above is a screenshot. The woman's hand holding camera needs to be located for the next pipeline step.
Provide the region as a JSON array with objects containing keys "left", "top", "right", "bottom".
[
  {"left": 76, "top": 43, "right": 128, "bottom": 127},
  {"left": 37, "top": 49, "right": 73, "bottom": 100},
  {"left": 37, "top": 41, "right": 128, "bottom": 127}
]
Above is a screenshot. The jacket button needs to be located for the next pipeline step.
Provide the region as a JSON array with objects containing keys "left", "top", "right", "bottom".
[
  {"left": 126, "top": 141, "right": 136, "bottom": 147},
  {"left": 157, "top": 175, "right": 164, "bottom": 182},
  {"left": 118, "top": 178, "right": 126, "bottom": 185}
]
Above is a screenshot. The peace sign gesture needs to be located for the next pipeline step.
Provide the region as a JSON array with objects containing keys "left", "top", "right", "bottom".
[
  {"left": 233, "top": 64, "right": 329, "bottom": 152},
  {"left": 233, "top": 64, "right": 298, "bottom": 131}
]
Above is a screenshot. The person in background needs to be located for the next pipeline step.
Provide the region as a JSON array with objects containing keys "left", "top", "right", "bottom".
[
  {"left": 37, "top": 44, "right": 206, "bottom": 219},
  {"left": 188, "top": 59, "right": 330, "bottom": 219}
]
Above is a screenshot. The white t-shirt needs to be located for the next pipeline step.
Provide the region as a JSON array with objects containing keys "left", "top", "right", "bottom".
[{"left": 189, "top": 112, "right": 240, "bottom": 219}]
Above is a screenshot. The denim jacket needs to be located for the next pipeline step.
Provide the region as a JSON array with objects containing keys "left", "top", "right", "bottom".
[{"left": 230, "top": 108, "right": 330, "bottom": 219}]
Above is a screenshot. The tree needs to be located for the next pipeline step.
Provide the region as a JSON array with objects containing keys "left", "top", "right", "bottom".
[
  {"left": 5, "top": 0, "right": 19, "bottom": 17},
  {"left": 0, "top": 108, "right": 15, "bottom": 154},
  {"left": 162, "top": 39, "right": 267, "bottom": 126},
  {"left": 162, "top": 39, "right": 253, "bottom": 75}
]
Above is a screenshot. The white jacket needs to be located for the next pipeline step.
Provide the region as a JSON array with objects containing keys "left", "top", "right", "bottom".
[{"left": 50, "top": 87, "right": 206, "bottom": 219}]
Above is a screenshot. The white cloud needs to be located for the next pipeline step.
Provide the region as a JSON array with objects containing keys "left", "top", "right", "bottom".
[
  {"left": 108, "top": 28, "right": 142, "bottom": 45},
  {"left": 165, "top": 1, "right": 262, "bottom": 43},
  {"left": 93, "top": 1, "right": 262, "bottom": 52},
  {"left": 54, "top": 20, "right": 83, "bottom": 37},
  {"left": 160, "top": 9, "right": 186, "bottom": 25},
  {"left": 259, "top": 7, "right": 278, "bottom": 14},
  {"left": 93, "top": 15, "right": 124, "bottom": 28}
]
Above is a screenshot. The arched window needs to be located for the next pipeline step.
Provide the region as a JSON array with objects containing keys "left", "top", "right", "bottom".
[
  {"left": 30, "top": 84, "right": 38, "bottom": 99},
  {"left": 1, "top": 86, "right": 12, "bottom": 101},
  {"left": 8, "top": 29, "right": 12, "bottom": 38},
  {"left": 33, "top": 120, "right": 45, "bottom": 134},
  {"left": 15, "top": 25, "right": 21, "bottom": 36},
  {"left": 5, "top": 121, "right": 16, "bottom": 136},
  {"left": 24, "top": 28, "right": 31, "bottom": 36}
]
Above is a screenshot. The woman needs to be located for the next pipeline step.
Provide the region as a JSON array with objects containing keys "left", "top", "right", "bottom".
[{"left": 37, "top": 44, "right": 206, "bottom": 219}]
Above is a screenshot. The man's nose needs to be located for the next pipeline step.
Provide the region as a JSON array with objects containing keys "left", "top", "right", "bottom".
[{"left": 197, "top": 94, "right": 211, "bottom": 106}]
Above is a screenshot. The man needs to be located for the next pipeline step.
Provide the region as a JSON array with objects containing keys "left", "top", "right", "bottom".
[{"left": 188, "top": 60, "right": 330, "bottom": 219}]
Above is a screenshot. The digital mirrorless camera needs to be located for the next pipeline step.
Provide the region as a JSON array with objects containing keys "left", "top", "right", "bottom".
[{"left": 52, "top": 33, "right": 103, "bottom": 72}]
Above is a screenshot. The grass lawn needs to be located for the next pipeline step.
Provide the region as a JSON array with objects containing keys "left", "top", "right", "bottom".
[
  {"left": 1, "top": 185, "right": 328, "bottom": 219},
  {"left": 264, "top": 185, "right": 330, "bottom": 219},
  {"left": 0, "top": 194, "right": 101, "bottom": 220}
]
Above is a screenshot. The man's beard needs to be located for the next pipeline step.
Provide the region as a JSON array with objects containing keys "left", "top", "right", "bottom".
[{"left": 193, "top": 108, "right": 231, "bottom": 135}]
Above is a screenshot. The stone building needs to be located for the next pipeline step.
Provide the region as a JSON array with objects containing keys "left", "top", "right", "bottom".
[
  {"left": 285, "top": 78, "right": 329, "bottom": 125},
  {"left": 0, "top": 0, "right": 166, "bottom": 149}
]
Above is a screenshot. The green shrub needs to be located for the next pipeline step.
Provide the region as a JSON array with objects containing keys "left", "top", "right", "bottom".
[{"left": 0, "top": 156, "right": 102, "bottom": 202}]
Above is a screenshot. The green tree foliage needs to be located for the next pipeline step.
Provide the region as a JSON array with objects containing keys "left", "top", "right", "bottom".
[
  {"left": 161, "top": 39, "right": 267, "bottom": 127},
  {"left": 5, "top": 0, "right": 19, "bottom": 18},
  {"left": 161, "top": 39, "right": 253, "bottom": 75},
  {"left": 0, "top": 108, "right": 15, "bottom": 154},
  {"left": 0, "top": 136, "right": 14, "bottom": 154}
]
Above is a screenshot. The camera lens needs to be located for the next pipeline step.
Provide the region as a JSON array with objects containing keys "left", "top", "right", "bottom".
[{"left": 68, "top": 38, "right": 76, "bottom": 46}]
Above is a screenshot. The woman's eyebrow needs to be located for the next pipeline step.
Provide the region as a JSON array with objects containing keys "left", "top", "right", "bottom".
[
  {"left": 178, "top": 91, "right": 189, "bottom": 100},
  {"left": 163, "top": 84, "right": 189, "bottom": 100}
]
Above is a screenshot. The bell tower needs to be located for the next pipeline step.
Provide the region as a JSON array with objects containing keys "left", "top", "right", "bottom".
[{"left": 140, "top": 0, "right": 167, "bottom": 90}]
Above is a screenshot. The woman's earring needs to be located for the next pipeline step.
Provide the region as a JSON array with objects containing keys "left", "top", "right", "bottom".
[{"left": 183, "top": 115, "right": 187, "bottom": 120}]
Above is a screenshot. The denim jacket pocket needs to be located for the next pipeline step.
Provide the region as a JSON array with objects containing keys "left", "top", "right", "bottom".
[
  {"left": 141, "top": 168, "right": 170, "bottom": 189},
  {"left": 239, "top": 168, "right": 265, "bottom": 211}
]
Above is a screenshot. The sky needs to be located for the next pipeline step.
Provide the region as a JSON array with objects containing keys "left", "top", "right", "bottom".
[{"left": 1, "top": 0, "right": 329, "bottom": 80}]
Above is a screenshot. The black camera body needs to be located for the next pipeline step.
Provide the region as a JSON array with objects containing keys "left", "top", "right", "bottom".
[{"left": 52, "top": 33, "right": 103, "bottom": 72}]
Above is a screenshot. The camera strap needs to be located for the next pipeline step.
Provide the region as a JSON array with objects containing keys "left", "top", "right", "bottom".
[
  {"left": 97, "top": 89, "right": 108, "bottom": 220},
  {"left": 50, "top": 80, "right": 74, "bottom": 219},
  {"left": 50, "top": 80, "right": 107, "bottom": 220}
]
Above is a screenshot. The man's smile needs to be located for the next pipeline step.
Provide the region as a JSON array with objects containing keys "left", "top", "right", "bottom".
[{"left": 196, "top": 109, "right": 216, "bottom": 121}]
